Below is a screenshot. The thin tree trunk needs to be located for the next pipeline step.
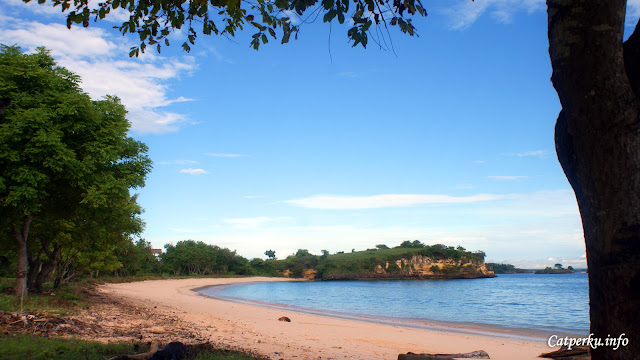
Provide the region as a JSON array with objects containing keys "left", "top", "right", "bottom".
[
  {"left": 34, "top": 246, "right": 61, "bottom": 292},
  {"left": 14, "top": 214, "right": 33, "bottom": 297},
  {"left": 548, "top": 1, "right": 639, "bottom": 358}
]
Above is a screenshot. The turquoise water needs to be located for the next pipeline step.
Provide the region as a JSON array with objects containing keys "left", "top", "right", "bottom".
[{"left": 200, "top": 273, "right": 589, "bottom": 335}]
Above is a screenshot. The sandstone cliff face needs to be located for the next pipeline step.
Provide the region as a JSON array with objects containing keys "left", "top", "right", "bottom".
[
  {"left": 322, "top": 255, "right": 494, "bottom": 280},
  {"left": 372, "top": 255, "right": 494, "bottom": 278}
]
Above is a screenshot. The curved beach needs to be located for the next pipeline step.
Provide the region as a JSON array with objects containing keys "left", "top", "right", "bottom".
[{"left": 101, "top": 277, "right": 555, "bottom": 360}]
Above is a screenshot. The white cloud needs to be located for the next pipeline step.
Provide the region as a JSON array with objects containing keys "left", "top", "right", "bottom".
[
  {"left": 0, "top": 17, "right": 195, "bottom": 133},
  {"left": 488, "top": 175, "right": 527, "bottom": 180},
  {"left": 284, "top": 193, "right": 505, "bottom": 210},
  {"left": 443, "top": 0, "right": 545, "bottom": 30},
  {"left": 444, "top": 0, "right": 639, "bottom": 32},
  {"left": 168, "top": 227, "right": 202, "bottom": 234},
  {"left": 222, "top": 216, "right": 293, "bottom": 227},
  {"left": 205, "top": 153, "right": 249, "bottom": 158},
  {"left": 243, "top": 195, "right": 265, "bottom": 199},
  {"left": 628, "top": 0, "right": 640, "bottom": 25},
  {"left": 510, "top": 150, "right": 549, "bottom": 158},
  {"left": 180, "top": 168, "right": 208, "bottom": 175},
  {"left": 0, "top": 0, "right": 131, "bottom": 23}
]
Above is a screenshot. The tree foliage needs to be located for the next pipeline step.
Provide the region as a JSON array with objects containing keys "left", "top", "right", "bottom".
[
  {"left": 161, "top": 240, "right": 252, "bottom": 275},
  {"left": 30, "top": 0, "right": 426, "bottom": 54},
  {"left": 0, "top": 45, "right": 152, "bottom": 295}
]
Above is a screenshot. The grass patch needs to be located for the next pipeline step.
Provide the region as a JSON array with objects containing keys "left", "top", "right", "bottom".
[
  {"left": 0, "top": 279, "right": 90, "bottom": 316},
  {"left": 0, "top": 334, "right": 138, "bottom": 360},
  {"left": 0, "top": 335, "right": 265, "bottom": 360}
]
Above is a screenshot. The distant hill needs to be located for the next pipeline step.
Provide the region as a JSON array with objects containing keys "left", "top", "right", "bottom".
[
  {"left": 486, "top": 263, "right": 530, "bottom": 274},
  {"left": 274, "top": 241, "right": 495, "bottom": 280}
]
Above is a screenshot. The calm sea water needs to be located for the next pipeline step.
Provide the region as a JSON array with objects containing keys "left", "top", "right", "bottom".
[{"left": 200, "top": 273, "right": 589, "bottom": 336}]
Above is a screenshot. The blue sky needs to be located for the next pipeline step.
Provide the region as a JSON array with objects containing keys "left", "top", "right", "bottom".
[{"left": 3, "top": 0, "right": 640, "bottom": 268}]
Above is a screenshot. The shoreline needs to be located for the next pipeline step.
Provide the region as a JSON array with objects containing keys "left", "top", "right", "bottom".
[
  {"left": 197, "top": 280, "right": 585, "bottom": 343},
  {"left": 100, "top": 277, "right": 558, "bottom": 360}
]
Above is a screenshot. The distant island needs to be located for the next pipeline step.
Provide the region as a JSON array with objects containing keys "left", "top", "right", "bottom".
[
  {"left": 486, "top": 263, "right": 530, "bottom": 274},
  {"left": 273, "top": 241, "right": 495, "bottom": 280},
  {"left": 534, "top": 264, "right": 575, "bottom": 274}
]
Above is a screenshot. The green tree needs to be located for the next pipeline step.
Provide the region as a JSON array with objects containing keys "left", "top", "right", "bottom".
[
  {"left": 264, "top": 249, "right": 276, "bottom": 260},
  {"left": 554, "top": 263, "right": 563, "bottom": 270},
  {"left": 0, "top": 45, "right": 152, "bottom": 296},
  {"left": 375, "top": 244, "right": 389, "bottom": 250},
  {"left": 29, "top": 1, "right": 640, "bottom": 356},
  {"left": 116, "top": 239, "right": 159, "bottom": 276}
]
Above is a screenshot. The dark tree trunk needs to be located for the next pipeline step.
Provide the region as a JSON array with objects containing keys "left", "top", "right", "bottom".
[
  {"left": 34, "top": 246, "right": 62, "bottom": 292},
  {"left": 547, "top": 1, "right": 640, "bottom": 358},
  {"left": 27, "top": 247, "right": 43, "bottom": 291},
  {"left": 14, "top": 214, "right": 33, "bottom": 297}
]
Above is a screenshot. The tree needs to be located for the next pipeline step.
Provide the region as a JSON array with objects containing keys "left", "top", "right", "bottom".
[
  {"left": 30, "top": 0, "right": 640, "bottom": 357},
  {"left": 264, "top": 249, "right": 276, "bottom": 260},
  {"left": 554, "top": 263, "right": 563, "bottom": 270},
  {"left": 0, "top": 45, "right": 152, "bottom": 296},
  {"left": 548, "top": 2, "right": 640, "bottom": 357},
  {"left": 375, "top": 244, "right": 389, "bottom": 250}
]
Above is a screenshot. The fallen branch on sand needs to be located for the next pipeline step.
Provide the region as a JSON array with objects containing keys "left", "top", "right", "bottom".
[{"left": 539, "top": 345, "right": 590, "bottom": 359}]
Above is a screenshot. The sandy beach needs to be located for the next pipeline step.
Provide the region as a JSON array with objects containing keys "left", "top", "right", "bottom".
[{"left": 100, "top": 277, "right": 555, "bottom": 360}]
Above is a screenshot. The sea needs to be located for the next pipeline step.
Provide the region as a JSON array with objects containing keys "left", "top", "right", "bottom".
[{"left": 198, "top": 273, "right": 589, "bottom": 340}]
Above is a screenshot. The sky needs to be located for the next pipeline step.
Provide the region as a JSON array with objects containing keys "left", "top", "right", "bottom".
[{"left": 2, "top": 0, "right": 640, "bottom": 269}]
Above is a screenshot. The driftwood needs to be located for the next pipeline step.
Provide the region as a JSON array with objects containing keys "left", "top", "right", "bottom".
[
  {"left": 539, "top": 346, "right": 590, "bottom": 360},
  {"left": 105, "top": 342, "right": 159, "bottom": 360},
  {"left": 278, "top": 316, "right": 291, "bottom": 322},
  {"left": 398, "top": 350, "right": 490, "bottom": 360}
]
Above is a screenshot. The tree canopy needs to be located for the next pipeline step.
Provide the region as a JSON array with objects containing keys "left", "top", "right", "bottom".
[
  {"left": 0, "top": 45, "right": 152, "bottom": 295},
  {"left": 29, "top": 0, "right": 426, "bottom": 54}
]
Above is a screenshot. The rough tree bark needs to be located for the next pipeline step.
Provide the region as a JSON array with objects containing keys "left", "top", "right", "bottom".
[
  {"left": 547, "top": 1, "right": 639, "bottom": 358},
  {"left": 14, "top": 214, "right": 33, "bottom": 297}
]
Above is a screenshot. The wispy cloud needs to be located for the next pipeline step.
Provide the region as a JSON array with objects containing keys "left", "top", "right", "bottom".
[
  {"left": 168, "top": 227, "right": 202, "bottom": 234},
  {"left": 443, "top": 0, "right": 545, "bottom": 30},
  {"left": 157, "top": 159, "right": 199, "bottom": 165},
  {"left": 180, "top": 168, "right": 208, "bottom": 175},
  {"left": 222, "top": 216, "right": 293, "bottom": 227},
  {"left": 205, "top": 153, "right": 249, "bottom": 158},
  {"left": 628, "top": 0, "right": 640, "bottom": 25},
  {"left": 0, "top": 9, "right": 195, "bottom": 134},
  {"left": 0, "top": 0, "right": 131, "bottom": 23},
  {"left": 243, "top": 195, "right": 265, "bottom": 199},
  {"left": 284, "top": 193, "right": 505, "bottom": 210},
  {"left": 506, "top": 150, "right": 549, "bottom": 158},
  {"left": 488, "top": 175, "right": 527, "bottom": 180}
]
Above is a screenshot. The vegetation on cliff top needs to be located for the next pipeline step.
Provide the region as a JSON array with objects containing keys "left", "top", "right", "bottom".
[
  {"left": 534, "top": 264, "right": 575, "bottom": 274},
  {"left": 486, "top": 263, "right": 530, "bottom": 274},
  {"left": 274, "top": 241, "right": 490, "bottom": 280}
]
